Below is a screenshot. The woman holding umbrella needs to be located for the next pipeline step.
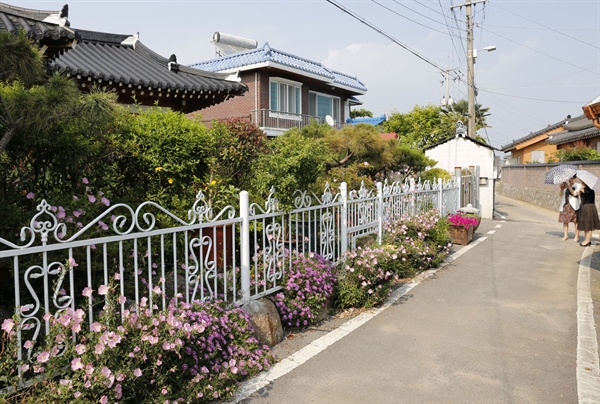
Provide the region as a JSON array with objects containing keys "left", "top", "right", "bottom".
[
  {"left": 574, "top": 170, "right": 600, "bottom": 247},
  {"left": 558, "top": 179, "right": 580, "bottom": 241},
  {"left": 545, "top": 164, "right": 580, "bottom": 241}
]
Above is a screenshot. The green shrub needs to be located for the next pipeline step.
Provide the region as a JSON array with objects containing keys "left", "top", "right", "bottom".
[{"left": 555, "top": 146, "right": 600, "bottom": 162}]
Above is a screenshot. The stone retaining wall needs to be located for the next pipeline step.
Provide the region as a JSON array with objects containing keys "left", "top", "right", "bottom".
[{"left": 497, "top": 161, "right": 600, "bottom": 212}]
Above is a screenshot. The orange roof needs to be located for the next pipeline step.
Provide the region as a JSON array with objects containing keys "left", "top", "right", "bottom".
[{"left": 380, "top": 133, "right": 398, "bottom": 140}]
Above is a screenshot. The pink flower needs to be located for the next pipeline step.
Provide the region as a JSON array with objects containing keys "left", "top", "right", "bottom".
[
  {"left": 134, "top": 368, "right": 142, "bottom": 377},
  {"left": 101, "top": 197, "right": 110, "bottom": 207},
  {"left": 98, "top": 285, "right": 109, "bottom": 295},
  {"left": 36, "top": 351, "right": 50, "bottom": 363},
  {"left": 98, "top": 221, "right": 108, "bottom": 231},
  {"left": 75, "top": 344, "right": 87, "bottom": 355},
  {"left": 1, "top": 318, "right": 14, "bottom": 333},
  {"left": 68, "top": 257, "right": 79, "bottom": 267},
  {"left": 114, "top": 272, "right": 121, "bottom": 280},
  {"left": 74, "top": 392, "right": 81, "bottom": 399},
  {"left": 153, "top": 286, "right": 162, "bottom": 295},
  {"left": 71, "top": 357, "right": 84, "bottom": 371},
  {"left": 88, "top": 195, "right": 96, "bottom": 203},
  {"left": 100, "top": 396, "right": 108, "bottom": 404},
  {"left": 115, "top": 384, "right": 122, "bottom": 399},
  {"left": 118, "top": 295, "right": 126, "bottom": 305},
  {"left": 26, "top": 192, "right": 35, "bottom": 200},
  {"left": 101, "top": 366, "right": 112, "bottom": 378},
  {"left": 162, "top": 388, "right": 168, "bottom": 395},
  {"left": 24, "top": 340, "right": 34, "bottom": 349},
  {"left": 90, "top": 322, "right": 102, "bottom": 332},
  {"left": 82, "top": 177, "right": 89, "bottom": 184},
  {"left": 82, "top": 287, "right": 93, "bottom": 297}
]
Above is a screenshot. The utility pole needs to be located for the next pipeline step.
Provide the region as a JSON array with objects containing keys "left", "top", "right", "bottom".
[
  {"left": 441, "top": 67, "right": 457, "bottom": 108},
  {"left": 451, "top": 0, "right": 486, "bottom": 139}
]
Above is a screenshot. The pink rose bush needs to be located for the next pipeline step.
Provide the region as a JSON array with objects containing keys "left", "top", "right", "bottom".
[{"left": 0, "top": 280, "right": 274, "bottom": 403}]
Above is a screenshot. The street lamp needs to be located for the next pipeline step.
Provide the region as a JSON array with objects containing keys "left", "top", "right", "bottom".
[
  {"left": 467, "top": 45, "right": 496, "bottom": 138},
  {"left": 472, "top": 45, "right": 496, "bottom": 61}
]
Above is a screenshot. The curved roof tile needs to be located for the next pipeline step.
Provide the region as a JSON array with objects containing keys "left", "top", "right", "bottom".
[
  {"left": 191, "top": 43, "right": 367, "bottom": 93},
  {"left": 51, "top": 29, "right": 247, "bottom": 96}
]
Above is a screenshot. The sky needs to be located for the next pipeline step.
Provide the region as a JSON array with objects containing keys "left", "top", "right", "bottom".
[{"left": 12, "top": 0, "right": 600, "bottom": 151}]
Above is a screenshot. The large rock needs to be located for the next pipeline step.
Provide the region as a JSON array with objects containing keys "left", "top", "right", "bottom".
[{"left": 242, "top": 298, "right": 284, "bottom": 347}]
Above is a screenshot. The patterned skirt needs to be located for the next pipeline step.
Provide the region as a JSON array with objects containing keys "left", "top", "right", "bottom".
[
  {"left": 577, "top": 203, "right": 600, "bottom": 231},
  {"left": 558, "top": 203, "right": 577, "bottom": 224}
]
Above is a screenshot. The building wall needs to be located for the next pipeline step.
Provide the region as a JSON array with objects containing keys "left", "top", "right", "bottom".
[
  {"left": 508, "top": 127, "right": 563, "bottom": 164},
  {"left": 425, "top": 136, "right": 496, "bottom": 219},
  {"left": 194, "top": 71, "right": 257, "bottom": 122},
  {"left": 195, "top": 68, "right": 353, "bottom": 124}
]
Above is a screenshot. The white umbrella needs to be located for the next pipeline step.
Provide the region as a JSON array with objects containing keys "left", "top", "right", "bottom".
[{"left": 576, "top": 170, "right": 600, "bottom": 192}]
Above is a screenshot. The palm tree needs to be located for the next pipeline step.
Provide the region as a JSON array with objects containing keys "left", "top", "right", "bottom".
[{"left": 442, "top": 99, "right": 490, "bottom": 131}]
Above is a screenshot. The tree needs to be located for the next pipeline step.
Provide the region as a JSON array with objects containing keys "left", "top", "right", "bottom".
[
  {"left": 441, "top": 99, "right": 490, "bottom": 133},
  {"left": 383, "top": 105, "right": 453, "bottom": 149},
  {"left": 350, "top": 108, "right": 373, "bottom": 119},
  {"left": 250, "top": 132, "right": 332, "bottom": 209}
]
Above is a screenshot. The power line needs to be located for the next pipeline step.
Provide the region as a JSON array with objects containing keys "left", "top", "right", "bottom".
[
  {"left": 479, "top": 88, "right": 589, "bottom": 103},
  {"left": 483, "top": 27, "right": 598, "bottom": 75},
  {"left": 491, "top": 1, "right": 600, "bottom": 50},
  {"left": 324, "top": 0, "right": 460, "bottom": 80},
  {"left": 371, "top": 0, "right": 452, "bottom": 36}
]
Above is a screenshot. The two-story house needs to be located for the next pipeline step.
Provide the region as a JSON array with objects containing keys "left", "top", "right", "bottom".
[{"left": 190, "top": 36, "right": 367, "bottom": 136}]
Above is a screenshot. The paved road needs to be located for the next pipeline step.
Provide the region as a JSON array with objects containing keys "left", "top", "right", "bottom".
[{"left": 236, "top": 195, "right": 599, "bottom": 403}]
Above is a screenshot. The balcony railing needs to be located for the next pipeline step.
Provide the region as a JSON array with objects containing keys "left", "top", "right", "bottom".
[
  {"left": 251, "top": 109, "right": 340, "bottom": 130},
  {"left": 199, "top": 110, "right": 342, "bottom": 132}
]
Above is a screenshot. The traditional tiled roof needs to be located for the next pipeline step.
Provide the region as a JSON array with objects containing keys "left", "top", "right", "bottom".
[
  {"left": 424, "top": 133, "right": 498, "bottom": 152},
  {"left": 501, "top": 118, "right": 567, "bottom": 151},
  {"left": 0, "top": 2, "right": 76, "bottom": 60},
  {"left": 51, "top": 29, "right": 247, "bottom": 111},
  {"left": 190, "top": 43, "right": 367, "bottom": 94},
  {"left": 0, "top": 2, "right": 248, "bottom": 113},
  {"left": 546, "top": 114, "right": 600, "bottom": 145}
]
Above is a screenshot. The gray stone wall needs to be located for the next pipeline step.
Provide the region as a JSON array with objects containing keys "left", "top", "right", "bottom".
[{"left": 497, "top": 161, "right": 600, "bottom": 212}]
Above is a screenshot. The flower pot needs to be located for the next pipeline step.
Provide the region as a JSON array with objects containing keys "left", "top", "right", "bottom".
[{"left": 448, "top": 224, "right": 474, "bottom": 245}]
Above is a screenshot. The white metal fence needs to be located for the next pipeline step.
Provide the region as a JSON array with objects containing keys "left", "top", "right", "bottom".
[{"left": 0, "top": 177, "right": 464, "bottom": 362}]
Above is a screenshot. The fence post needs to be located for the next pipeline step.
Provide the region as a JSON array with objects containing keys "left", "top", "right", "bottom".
[
  {"left": 455, "top": 168, "right": 463, "bottom": 208},
  {"left": 410, "top": 178, "right": 416, "bottom": 216},
  {"left": 240, "top": 191, "right": 251, "bottom": 304},
  {"left": 377, "top": 182, "right": 383, "bottom": 245},
  {"left": 437, "top": 178, "right": 443, "bottom": 214},
  {"left": 340, "top": 182, "right": 348, "bottom": 256}
]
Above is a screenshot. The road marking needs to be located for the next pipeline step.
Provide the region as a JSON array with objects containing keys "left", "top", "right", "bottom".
[
  {"left": 487, "top": 230, "right": 496, "bottom": 234},
  {"left": 576, "top": 246, "right": 600, "bottom": 404},
  {"left": 232, "top": 236, "right": 489, "bottom": 402}
]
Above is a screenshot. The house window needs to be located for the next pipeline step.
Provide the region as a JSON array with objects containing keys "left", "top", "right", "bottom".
[
  {"left": 309, "top": 92, "right": 340, "bottom": 122},
  {"left": 531, "top": 150, "right": 545, "bottom": 163},
  {"left": 269, "top": 78, "right": 301, "bottom": 114}
]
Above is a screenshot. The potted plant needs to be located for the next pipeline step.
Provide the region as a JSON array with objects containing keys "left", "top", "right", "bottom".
[{"left": 447, "top": 212, "right": 479, "bottom": 245}]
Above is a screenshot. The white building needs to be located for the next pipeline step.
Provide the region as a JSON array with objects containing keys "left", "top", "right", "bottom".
[{"left": 424, "top": 129, "right": 498, "bottom": 220}]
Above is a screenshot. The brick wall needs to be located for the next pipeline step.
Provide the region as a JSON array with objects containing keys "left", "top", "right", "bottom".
[
  {"left": 497, "top": 161, "right": 600, "bottom": 211},
  {"left": 196, "top": 71, "right": 258, "bottom": 122}
]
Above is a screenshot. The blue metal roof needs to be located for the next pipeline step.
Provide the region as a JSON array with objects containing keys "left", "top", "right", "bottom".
[
  {"left": 345, "top": 115, "right": 387, "bottom": 126},
  {"left": 190, "top": 43, "right": 367, "bottom": 93}
]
